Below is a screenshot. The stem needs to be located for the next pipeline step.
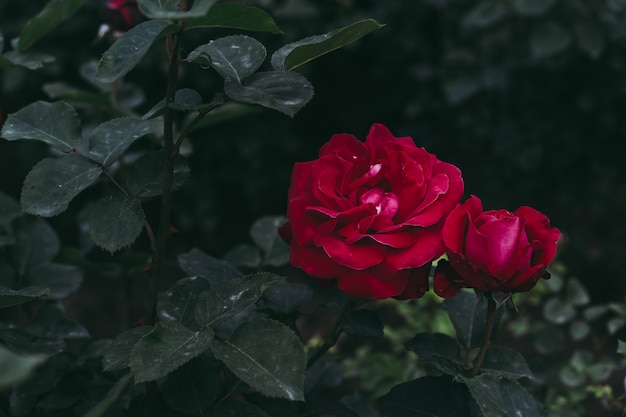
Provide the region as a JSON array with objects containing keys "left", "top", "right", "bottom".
[
  {"left": 306, "top": 297, "right": 354, "bottom": 369},
  {"left": 470, "top": 295, "right": 497, "bottom": 377},
  {"left": 145, "top": 28, "right": 182, "bottom": 326}
]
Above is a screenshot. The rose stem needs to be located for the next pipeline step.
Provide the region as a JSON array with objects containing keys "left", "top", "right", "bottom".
[
  {"left": 306, "top": 297, "right": 354, "bottom": 369},
  {"left": 470, "top": 294, "right": 497, "bottom": 377}
]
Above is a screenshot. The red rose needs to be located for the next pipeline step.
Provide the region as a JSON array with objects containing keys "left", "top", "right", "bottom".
[
  {"left": 98, "top": 0, "right": 144, "bottom": 38},
  {"left": 434, "top": 195, "right": 561, "bottom": 297},
  {"left": 279, "top": 123, "right": 464, "bottom": 299}
]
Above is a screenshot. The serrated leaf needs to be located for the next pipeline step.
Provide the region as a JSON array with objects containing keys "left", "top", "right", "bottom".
[
  {"left": 87, "top": 117, "right": 156, "bottom": 165},
  {"left": 26, "top": 262, "right": 82, "bottom": 299},
  {"left": 480, "top": 347, "right": 534, "bottom": 380},
  {"left": 0, "top": 329, "right": 65, "bottom": 355},
  {"left": 158, "top": 276, "right": 211, "bottom": 329},
  {"left": 130, "top": 321, "right": 214, "bottom": 383},
  {"left": 160, "top": 356, "right": 220, "bottom": 414},
  {"left": 212, "top": 319, "right": 305, "bottom": 401},
  {"left": 0, "top": 345, "right": 48, "bottom": 389},
  {"left": 195, "top": 272, "right": 283, "bottom": 329},
  {"left": 405, "top": 333, "right": 464, "bottom": 376},
  {"left": 512, "top": 0, "right": 556, "bottom": 15},
  {"left": 271, "top": 19, "right": 383, "bottom": 71},
  {"left": 11, "top": 217, "right": 60, "bottom": 268},
  {"left": 95, "top": 19, "right": 173, "bottom": 83},
  {"left": 88, "top": 195, "right": 144, "bottom": 253},
  {"left": 138, "top": 0, "right": 217, "bottom": 19},
  {"left": 126, "top": 150, "right": 189, "bottom": 197},
  {"left": 378, "top": 375, "right": 475, "bottom": 417},
  {"left": 17, "top": 0, "right": 85, "bottom": 52},
  {"left": 142, "top": 88, "right": 203, "bottom": 119},
  {"left": 184, "top": 3, "right": 283, "bottom": 34},
  {"left": 262, "top": 281, "right": 313, "bottom": 314},
  {"left": 224, "top": 71, "right": 313, "bottom": 117},
  {"left": 187, "top": 35, "right": 266, "bottom": 83},
  {"left": 462, "top": 374, "right": 547, "bottom": 417},
  {"left": 177, "top": 248, "right": 242, "bottom": 282},
  {"left": 530, "top": 22, "right": 572, "bottom": 59},
  {"left": 442, "top": 292, "right": 503, "bottom": 350},
  {"left": 0, "top": 286, "right": 50, "bottom": 308},
  {"left": 102, "top": 326, "right": 152, "bottom": 372},
  {"left": 0, "top": 50, "right": 55, "bottom": 70},
  {"left": 0, "top": 101, "right": 81, "bottom": 152},
  {"left": 21, "top": 154, "right": 101, "bottom": 217},
  {"left": 462, "top": 0, "right": 509, "bottom": 29}
]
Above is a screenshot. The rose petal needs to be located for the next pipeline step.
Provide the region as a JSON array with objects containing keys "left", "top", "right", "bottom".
[
  {"left": 480, "top": 216, "right": 524, "bottom": 277},
  {"left": 433, "top": 261, "right": 464, "bottom": 298},
  {"left": 315, "top": 235, "right": 386, "bottom": 270},
  {"left": 290, "top": 246, "right": 348, "bottom": 278},
  {"left": 384, "top": 228, "right": 441, "bottom": 269},
  {"left": 394, "top": 264, "right": 431, "bottom": 299},
  {"left": 337, "top": 270, "right": 409, "bottom": 299}
]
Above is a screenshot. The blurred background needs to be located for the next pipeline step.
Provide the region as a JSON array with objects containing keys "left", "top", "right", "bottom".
[{"left": 1, "top": 0, "right": 625, "bottom": 304}]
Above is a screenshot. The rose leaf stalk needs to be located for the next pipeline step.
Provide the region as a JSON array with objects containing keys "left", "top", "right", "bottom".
[{"left": 469, "top": 293, "right": 497, "bottom": 377}]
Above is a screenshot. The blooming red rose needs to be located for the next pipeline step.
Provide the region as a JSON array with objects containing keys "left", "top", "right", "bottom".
[
  {"left": 98, "top": 0, "right": 144, "bottom": 39},
  {"left": 279, "top": 123, "right": 464, "bottom": 299},
  {"left": 434, "top": 195, "right": 560, "bottom": 297}
]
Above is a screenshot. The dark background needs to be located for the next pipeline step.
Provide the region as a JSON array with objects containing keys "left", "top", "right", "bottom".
[{"left": 1, "top": 0, "right": 625, "bottom": 303}]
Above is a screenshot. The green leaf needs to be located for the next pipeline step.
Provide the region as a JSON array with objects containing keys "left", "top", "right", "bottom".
[
  {"left": 26, "top": 262, "right": 82, "bottom": 299},
  {"left": 130, "top": 321, "right": 214, "bottom": 383},
  {"left": 21, "top": 154, "right": 101, "bottom": 217},
  {"left": 177, "top": 248, "right": 243, "bottom": 282},
  {"left": 126, "top": 150, "right": 189, "bottom": 198},
  {"left": 0, "top": 101, "right": 81, "bottom": 152},
  {"left": 0, "top": 345, "right": 47, "bottom": 389},
  {"left": 480, "top": 347, "right": 534, "bottom": 380},
  {"left": 569, "top": 320, "right": 590, "bottom": 341},
  {"left": 142, "top": 88, "right": 203, "bottom": 119},
  {"left": 195, "top": 272, "right": 283, "bottom": 329},
  {"left": 405, "top": 333, "right": 464, "bottom": 376},
  {"left": 212, "top": 319, "right": 305, "bottom": 401},
  {"left": 42, "top": 82, "right": 110, "bottom": 106},
  {"left": 224, "top": 71, "right": 314, "bottom": 117},
  {"left": 530, "top": 22, "right": 572, "bottom": 59},
  {"left": 87, "top": 117, "right": 156, "bottom": 165},
  {"left": 82, "top": 373, "right": 133, "bottom": 417},
  {"left": 160, "top": 355, "right": 220, "bottom": 414},
  {"left": 17, "top": 0, "right": 85, "bottom": 52},
  {"left": 184, "top": 3, "right": 283, "bottom": 34},
  {"left": 617, "top": 340, "right": 626, "bottom": 357},
  {"left": 512, "top": 0, "right": 557, "bottom": 15},
  {"left": 261, "top": 282, "right": 314, "bottom": 315},
  {"left": 138, "top": 0, "right": 217, "bottom": 19},
  {"left": 564, "top": 278, "right": 590, "bottom": 306},
  {"left": 158, "top": 276, "right": 211, "bottom": 329},
  {"left": 250, "top": 215, "right": 289, "bottom": 266},
  {"left": 271, "top": 19, "right": 383, "bottom": 71},
  {"left": 187, "top": 35, "right": 266, "bottom": 83},
  {"left": 11, "top": 217, "right": 60, "bottom": 268},
  {"left": 378, "top": 375, "right": 475, "bottom": 417},
  {"left": 462, "top": 374, "right": 547, "bottom": 417},
  {"left": 102, "top": 326, "right": 152, "bottom": 372},
  {"left": 88, "top": 195, "right": 145, "bottom": 253},
  {"left": 462, "top": 0, "right": 509, "bottom": 29},
  {"left": 0, "top": 328, "right": 65, "bottom": 355},
  {"left": 223, "top": 244, "right": 262, "bottom": 269},
  {"left": 532, "top": 323, "right": 566, "bottom": 354},
  {"left": 0, "top": 286, "right": 50, "bottom": 308},
  {"left": 95, "top": 19, "right": 173, "bottom": 83},
  {"left": 0, "top": 50, "right": 55, "bottom": 69},
  {"left": 442, "top": 292, "right": 503, "bottom": 350}
]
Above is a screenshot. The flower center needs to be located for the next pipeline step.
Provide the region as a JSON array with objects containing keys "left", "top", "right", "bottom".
[{"left": 360, "top": 188, "right": 399, "bottom": 218}]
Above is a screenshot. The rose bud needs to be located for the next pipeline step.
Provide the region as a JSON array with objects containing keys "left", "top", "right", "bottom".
[
  {"left": 279, "top": 123, "right": 464, "bottom": 299},
  {"left": 434, "top": 195, "right": 561, "bottom": 298}
]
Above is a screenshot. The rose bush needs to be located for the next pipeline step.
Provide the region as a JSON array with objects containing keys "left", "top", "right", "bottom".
[
  {"left": 434, "top": 195, "right": 561, "bottom": 297},
  {"left": 279, "top": 123, "right": 464, "bottom": 299}
]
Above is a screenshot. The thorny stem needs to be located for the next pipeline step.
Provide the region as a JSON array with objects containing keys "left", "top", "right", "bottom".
[
  {"left": 470, "top": 295, "right": 497, "bottom": 377},
  {"left": 145, "top": 27, "right": 182, "bottom": 327},
  {"left": 306, "top": 297, "right": 355, "bottom": 369}
]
